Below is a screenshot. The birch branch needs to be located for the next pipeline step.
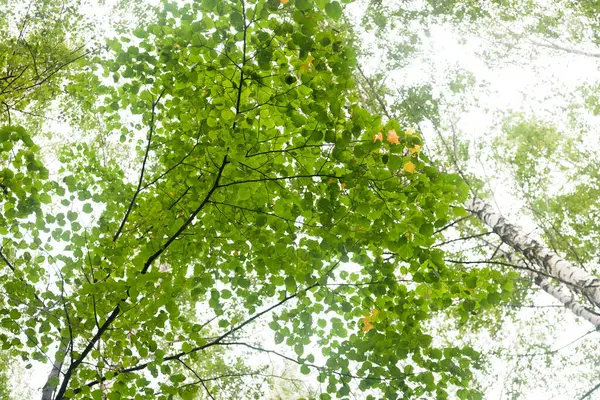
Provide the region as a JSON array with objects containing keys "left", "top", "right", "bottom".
[{"left": 466, "top": 197, "right": 600, "bottom": 326}]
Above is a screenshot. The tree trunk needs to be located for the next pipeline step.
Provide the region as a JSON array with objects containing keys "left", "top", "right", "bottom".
[
  {"left": 467, "top": 197, "right": 600, "bottom": 326},
  {"left": 41, "top": 338, "right": 68, "bottom": 400},
  {"left": 499, "top": 250, "right": 600, "bottom": 327}
]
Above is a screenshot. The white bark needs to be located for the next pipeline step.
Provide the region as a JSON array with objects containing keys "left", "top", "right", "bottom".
[
  {"left": 501, "top": 251, "right": 600, "bottom": 327},
  {"left": 466, "top": 197, "right": 600, "bottom": 327},
  {"left": 41, "top": 339, "right": 68, "bottom": 400}
]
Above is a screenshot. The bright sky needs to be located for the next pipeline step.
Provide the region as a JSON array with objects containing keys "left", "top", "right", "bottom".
[{"left": 346, "top": 1, "right": 600, "bottom": 398}]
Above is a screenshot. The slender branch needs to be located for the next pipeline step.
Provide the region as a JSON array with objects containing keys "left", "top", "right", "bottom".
[
  {"left": 433, "top": 216, "right": 470, "bottom": 235},
  {"left": 140, "top": 138, "right": 200, "bottom": 191},
  {"left": 73, "top": 281, "right": 312, "bottom": 392},
  {"left": 356, "top": 64, "right": 392, "bottom": 119},
  {"left": 221, "top": 341, "right": 404, "bottom": 382},
  {"left": 0, "top": 247, "right": 15, "bottom": 271},
  {"left": 177, "top": 359, "right": 216, "bottom": 400},
  {"left": 502, "top": 26, "right": 600, "bottom": 59},
  {"left": 209, "top": 201, "right": 319, "bottom": 228},
  {"left": 113, "top": 90, "right": 165, "bottom": 241},
  {"left": 54, "top": 155, "right": 229, "bottom": 400},
  {"left": 235, "top": 0, "right": 247, "bottom": 115},
  {"left": 580, "top": 381, "right": 600, "bottom": 400},
  {"left": 217, "top": 173, "right": 339, "bottom": 188},
  {"left": 9, "top": 49, "right": 91, "bottom": 95},
  {"left": 433, "top": 231, "right": 493, "bottom": 248},
  {"left": 246, "top": 143, "right": 329, "bottom": 158},
  {"left": 444, "top": 258, "right": 535, "bottom": 269},
  {"left": 74, "top": 261, "right": 340, "bottom": 394},
  {"left": 499, "top": 329, "right": 596, "bottom": 359}
]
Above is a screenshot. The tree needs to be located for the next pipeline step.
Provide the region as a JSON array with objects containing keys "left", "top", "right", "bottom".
[
  {"left": 1, "top": 0, "right": 510, "bottom": 399},
  {"left": 0, "top": 0, "right": 91, "bottom": 126},
  {"left": 4, "top": 0, "right": 600, "bottom": 399},
  {"left": 353, "top": 0, "right": 600, "bottom": 397}
]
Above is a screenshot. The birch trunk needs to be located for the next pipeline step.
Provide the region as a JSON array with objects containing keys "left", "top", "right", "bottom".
[
  {"left": 499, "top": 250, "right": 600, "bottom": 327},
  {"left": 41, "top": 339, "right": 68, "bottom": 400},
  {"left": 466, "top": 197, "right": 600, "bottom": 323}
]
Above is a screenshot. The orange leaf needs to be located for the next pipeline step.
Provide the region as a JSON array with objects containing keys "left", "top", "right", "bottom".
[
  {"left": 362, "top": 321, "right": 374, "bottom": 332},
  {"left": 403, "top": 161, "right": 416, "bottom": 173},
  {"left": 280, "top": 0, "right": 289, "bottom": 3},
  {"left": 387, "top": 130, "right": 400, "bottom": 145},
  {"left": 361, "top": 308, "right": 379, "bottom": 332},
  {"left": 327, "top": 178, "right": 334, "bottom": 185},
  {"left": 373, "top": 131, "right": 383, "bottom": 142},
  {"left": 340, "top": 182, "right": 346, "bottom": 190}
]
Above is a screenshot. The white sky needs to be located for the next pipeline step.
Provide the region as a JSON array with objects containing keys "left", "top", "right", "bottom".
[{"left": 345, "top": 1, "right": 600, "bottom": 398}]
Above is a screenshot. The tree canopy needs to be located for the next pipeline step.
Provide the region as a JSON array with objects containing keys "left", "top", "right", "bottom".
[{"left": 2, "top": 0, "right": 600, "bottom": 399}]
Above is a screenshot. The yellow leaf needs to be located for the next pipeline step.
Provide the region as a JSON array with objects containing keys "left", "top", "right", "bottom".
[
  {"left": 280, "top": 0, "right": 289, "bottom": 3},
  {"left": 373, "top": 131, "right": 382, "bottom": 142},
  {"left": 408, "top": 144, "right": 421, "bottom": 154},
  {"left": 405, "top": 128, "right": 415, "bottom": 135},
  {"left": 403, "top": 161, "right": 416, "bottom": 173},
  {"left": 361, "top": 308, "right": 379, "bottom": 332},
  {"left": 387, "top": 130, "right": 400, "bottom": 145},
  {"left": 299, "top": 56, "right": 315, "bottom": 73},
  {"left": 173, "top": 43, "right": 180, "bottom": 49}
]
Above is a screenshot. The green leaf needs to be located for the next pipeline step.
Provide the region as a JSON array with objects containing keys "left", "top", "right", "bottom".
[
  {"left": 296, "top": 0, "right": 313, "bottom": 11},
  {"left": 182, "top": 342, "right": 193, "bottom": 353},
  {"left": 221, "top": 109, "right": 235, "bottom": 121},
  {"left": 419, "top": 223, "right": 434, "bottom": 237},
  {"left": 39, "top": 193, "right": 52, "bottom": 204},
  {"left": 487, "top": 292, "right": 501, "bottom": 305},
  {"left": 294, "top": 343, "right": 304, "bottom": 356},
  {"left": 285, "top": 276, "right": 297, "bottom": 293},
  {"left": 133, "top": 28, "right": 147, "bottom": 38},
  {"left": 325, "top": 1, "right": 343, "bottom": 19}
]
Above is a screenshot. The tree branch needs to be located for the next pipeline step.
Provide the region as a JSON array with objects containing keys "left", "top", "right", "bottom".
[
  {"left": 54, "top": 155, "right": 229, "bottom": 400},
  {"left": 74, "top": 261, "right": 340, "bottom": 394},
  {"left": 113, "top": 90, "right": 165, "bottom": 242}
]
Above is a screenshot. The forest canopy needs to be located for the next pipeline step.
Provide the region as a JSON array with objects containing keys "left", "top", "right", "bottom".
[{"left": 1, "top": 0, "right": 600, "bottom": 399}]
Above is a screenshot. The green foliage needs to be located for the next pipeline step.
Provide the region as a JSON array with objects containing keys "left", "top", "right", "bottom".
[
  {"left": 495, "top": 117, "right": 564, "bottom": 193},
  {"left": 492, "top": 115, "right": 600, "bottom": 267},
  {"left": 0, "top": 0, "right": 525, "bottom": 399},
  {"left": 0, "top": 0, "right": 90, "bottom": 127},
  {"left": 0, "top": 351, "right": 13, "bottom": 399}
]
